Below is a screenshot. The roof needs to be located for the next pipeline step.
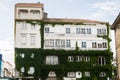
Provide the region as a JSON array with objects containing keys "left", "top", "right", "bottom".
[
  {"left": 15, "top": 3, "right": 44, "bottom": 8},
  {"left": 111, "top": 13, "right": 120, "bottom": 30},
  {"left": 43, "top": 18, "right": 108, "bottom": 24}
]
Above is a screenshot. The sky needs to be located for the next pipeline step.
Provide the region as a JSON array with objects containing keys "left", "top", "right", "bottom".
[{"left": 0, "top": 0, "right": 120, "bottom": 67}]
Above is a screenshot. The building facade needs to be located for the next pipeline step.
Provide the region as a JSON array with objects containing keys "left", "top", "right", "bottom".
[
  {"left": 14, "top": 3, "right": 113, "bottom": 80},
  {"left": 111, "top": 13, "right": 120, "bottom": 79}
]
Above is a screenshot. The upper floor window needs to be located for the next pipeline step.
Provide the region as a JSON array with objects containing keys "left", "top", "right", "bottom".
[
  {"left": 103, "top": 42, "right": 107, "bottom": 48},
  {"left": 97, "top": 29, "right": 106, "bottom": 35},
  {"left": 66, "top": 28, "right": 71, "bottom": 34},
  {"left": 68, "top": 56, "right": 74, "bottom": 62},
  {"left": 45, "top": 39, "right": 49, "bottom": 47},
  {"left": 81, "top": 28, "right": 86, "bottom": 34},
  {"left": 49, "top": 39, "right": 54, "bottom": 47},
  {"left": 55, "top": 39, "right": 60, "bottom": 47},
  {"left": 21, "top": 36, "right": 26, "bottom": 45},
  {"left": 102, "top": 29, "right": 106, "bottom": 35},
  {"left": 98, "top": 57, "right": 106, "bottom": 66},
  {"left": 21, "top": 21, "right": 27, "bottom": 30},
  {"left": 46, "top": 56, "right": 58, "bottom": 65},
  {"left": 45, "top": 27, "right": 49, "bottom": 33},
  {"left": 66, "top": 40, "right": 71, "bottom": 47},
  {"left": 76, "top": 28, "right": 80, "bottom": 34},
  {"left": 87, "top": 28, "right": 91, "bottom": 34},
  {"left": 31, "top": 36, "right": 36, "bottom": 45},
  {"left": 92, "top": 42, "right": 97, "bottom": 48},
  {"left": 61, "top": 40, "right": 65, "bottom": 47},
  {"left": 31, "top": 24, "right": 35, "bottom": 30},
  {"left": 30, "top": 10, "right": 40, "bottom": 14},
  {"left": 98, "top": 43, "right": 102, "bottom": 48},
  {"left": 81, "top": 42, "right": 86, "bottom": 48}
]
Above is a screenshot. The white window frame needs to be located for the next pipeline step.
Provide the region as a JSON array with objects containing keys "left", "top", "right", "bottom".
[
  {"left": 46, "top": 56, "right": 58, "bottom": 65},
  {"left": 87, "top": 28, "right": 91, "bottom": 34},
  {"left": 21, "top": 21, "right": 27, "bottom": 30},
  {"left": 99, "top": 72, "right": 106, "bottom": 77},
  {"left": 31, "top": 36, "right": 36, "bottom": 45},
  {"left": 45, "top": 27, "right": 49, "bottom": 33},
  {"left": 66, "top": 40, "right": 71, "bottom": 47},
  {"left": 84, "top": 56, "right": 90, "bottom": 62},
  {"left": 67, "top": 72, "right": 75, "bottom": 77},
  {"left": 66, "top": 28, "right": 71, "bottom": 34},
  {"left": 81, "top": 42, "right": 86, "bottom": 48},
  {"left": 76, "top": 28, "right": 80, "bottom": 34},
  {"left": 98, "top": 56, "right": 106, "bottom": 66},
  {"left": 84, "top": 72, "right": 90, "bottom": 77},
  {"left": 68, "top": 56, "right": 74, "bottom": 62},
  {"left": 76, "top": 56, "right": 82, "bottom": 62},
  {"left": 21, "top": 36, "right": 27, "bottom": 45}
]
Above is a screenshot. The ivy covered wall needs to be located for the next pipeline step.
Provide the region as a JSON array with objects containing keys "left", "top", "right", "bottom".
[
  {"left": 15, "top": 20, "right": 113, "bottom": 80},
  {"left": 15, "top": 48, "right": 113, "bottom": 80}
]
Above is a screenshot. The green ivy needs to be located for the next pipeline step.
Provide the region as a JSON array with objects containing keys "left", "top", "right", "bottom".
[{"left": 15, "top": 48, "right": 113, "bottom": 80}]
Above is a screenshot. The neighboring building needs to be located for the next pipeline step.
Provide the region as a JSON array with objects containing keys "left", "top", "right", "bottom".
[
  {"left": 111, "top": 13, "right": 120, "bottom": 79},
  {"left": 14, "top": 3, "right": 113, "bottom": 80},
  {"left": 0, "top": 53, "right": 14, "bottom": 79}
]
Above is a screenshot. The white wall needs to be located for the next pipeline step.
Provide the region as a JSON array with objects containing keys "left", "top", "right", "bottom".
[
  {"left": 15, "top": 22, "right": 41, "bottom": 48},
  {"left": 44, "top": 24, "right": 108, "bottom": 50}
]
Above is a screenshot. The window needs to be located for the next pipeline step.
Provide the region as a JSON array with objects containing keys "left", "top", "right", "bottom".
[
  {"left": 21, "top": 53, "right": 25, "bottom": 58},
  {"left": 99, "top": 72, "right": 106, "bottom": 77},
  {"left": 61, "top": 40, "right": 65, "bottom": 47},
  {"left": 92, "top": 42, "right": 97, "bottom": 48},
  {"left": 98, "top": 57, "right": 106, "bottom": 66},
  {"left": 22, "top": 21, "right": 27, "bottom": 30},
  {"left": 28, "top": 67, "right": 35, "bottom": 74},
  {"left": 84, "top": 57, "right": 90, "bottom": 62},
  {"left": 81, "top": 28, "right": 86, "bottom": 34},
  {"left": 97, "top": 29, "right": 106, "bottom": 35},
  {"left": 76, "top": 72, "right": 82, "bottom": 78},
  {"left": 31, "top": 36, "right": 35, "bottom": 45},
  {"left": 67, "top": 72, "right": 75, "bottom": 77},
  {"left": 98, "top": 43, "right": 102, "bottom": 48},
  {"left": 49, "top": 39, "right": 54, "bottom": 47},
  {"left": 76, "top": 28, "right": 80, "bottom": 34},
  {"left": 84, "top": 72, "right": 90, "bottom": 77},
  {"left": 55, "top": 39, "right": 60, "bottom": 47},
  {"left": 102, "top": 29, "right": 106, "bottom": 35},
  {"left": 81, "top": 42, "right": 86, "bottom": 48},
  {"left": 87, "top": 28, "right": 91, "bottom": 34},
  {"left": 45, "top": 40, "right": 49, "bottom": 47},
  {"left": 45, "top": 27, "right": 49, "bottom": 33},
  {"left": 31, "top": 53, "right": 34, "bottom": 58},
  {"left": 31, "top": 24, "right": 35, "bottom": 30},
  {"left": 103, "top": 42, "right": 107, "bottom": 48},
  {"left": 46, "top": 56, "right": 58, "bottom": 65},
  {"left": 66, "top": 28, "right": 70, "bottom": 34},
  {"left": 21, "top": 67, "right": 25, "bottom": 72},
  {"left": 21, "top": 36, "right": 26, "bottom": 45},
  {"left": 66, "top": 40, "right": 71, "bottom": 47},
  {"left": 76, "top": 56, "right": 82, "bottom": 62},
  {"left": 48, "top": 71, "right": 56, "bottom": 77},
  {"left": 68, "top": 56, "right": 74, "bottom": 62}
]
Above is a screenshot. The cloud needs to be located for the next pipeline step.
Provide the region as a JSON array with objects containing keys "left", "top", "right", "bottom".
[{"left": 89, "top": 1, "right": 120, "bottom": 22}]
